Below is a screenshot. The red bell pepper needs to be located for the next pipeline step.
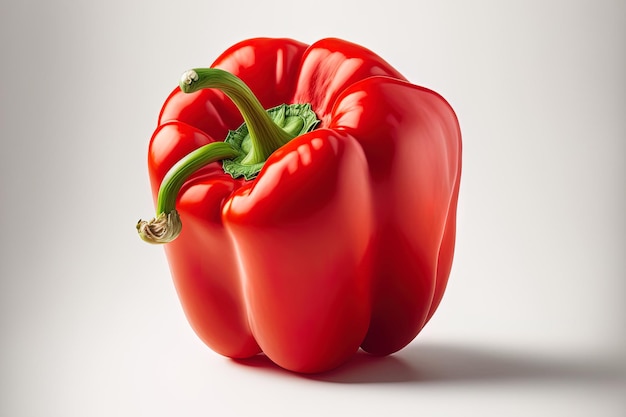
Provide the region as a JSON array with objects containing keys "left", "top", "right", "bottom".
[{"left": 137, "top": 37, "right": 462, "bottom": 373}]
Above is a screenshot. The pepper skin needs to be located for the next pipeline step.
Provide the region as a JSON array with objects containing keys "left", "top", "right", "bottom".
[{"left": 140, "top": 38, "right": 462, "bottom": 373}]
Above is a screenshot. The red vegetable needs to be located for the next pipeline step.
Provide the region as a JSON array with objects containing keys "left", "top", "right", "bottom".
[{"left": 137, "top": 37, "right": 462, "bottom": 373}]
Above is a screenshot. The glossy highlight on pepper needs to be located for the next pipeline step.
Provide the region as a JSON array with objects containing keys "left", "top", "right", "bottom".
[{"left": 138, "top": 37, "right": 462, "bottom": 373}]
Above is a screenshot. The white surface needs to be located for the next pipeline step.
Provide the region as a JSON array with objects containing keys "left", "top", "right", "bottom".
[{"left": 1, "top": 0, "right": 624, "bottom": 416}]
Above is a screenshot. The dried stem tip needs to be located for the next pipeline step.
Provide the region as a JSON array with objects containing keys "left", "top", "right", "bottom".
[{"left": 136, "top": 210, "right": 182, "bottom": 244}]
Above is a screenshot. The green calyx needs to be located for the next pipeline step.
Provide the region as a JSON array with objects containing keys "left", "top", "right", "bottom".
[{"left": 223, "top": 103, "right": 319, "bottom": 179}]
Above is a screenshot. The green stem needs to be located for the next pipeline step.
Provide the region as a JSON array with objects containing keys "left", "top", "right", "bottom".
[
  {"left": 137, "top": 68, "right": 319, "bottom": 244},
  {"left": 137, "top": 141, "right": 239, "bottom": 244},
  {"left": 180, "top": 68, "right": 293, "bottom": 165}
]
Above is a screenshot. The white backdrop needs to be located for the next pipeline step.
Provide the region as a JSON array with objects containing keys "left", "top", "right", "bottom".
[{"left": 1, "top": 0, "right": 624, "bottom": 416}]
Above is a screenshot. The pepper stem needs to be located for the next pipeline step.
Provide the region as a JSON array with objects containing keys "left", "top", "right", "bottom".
[
  {"left": 137, "top": 68, "right": 319, "bottom": 244},
  {"left": 180, "top": 68, "right": 293, "bottom": 165},
  {"left": 137, "top": 141, "right": 239, "bottom": 244}
]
